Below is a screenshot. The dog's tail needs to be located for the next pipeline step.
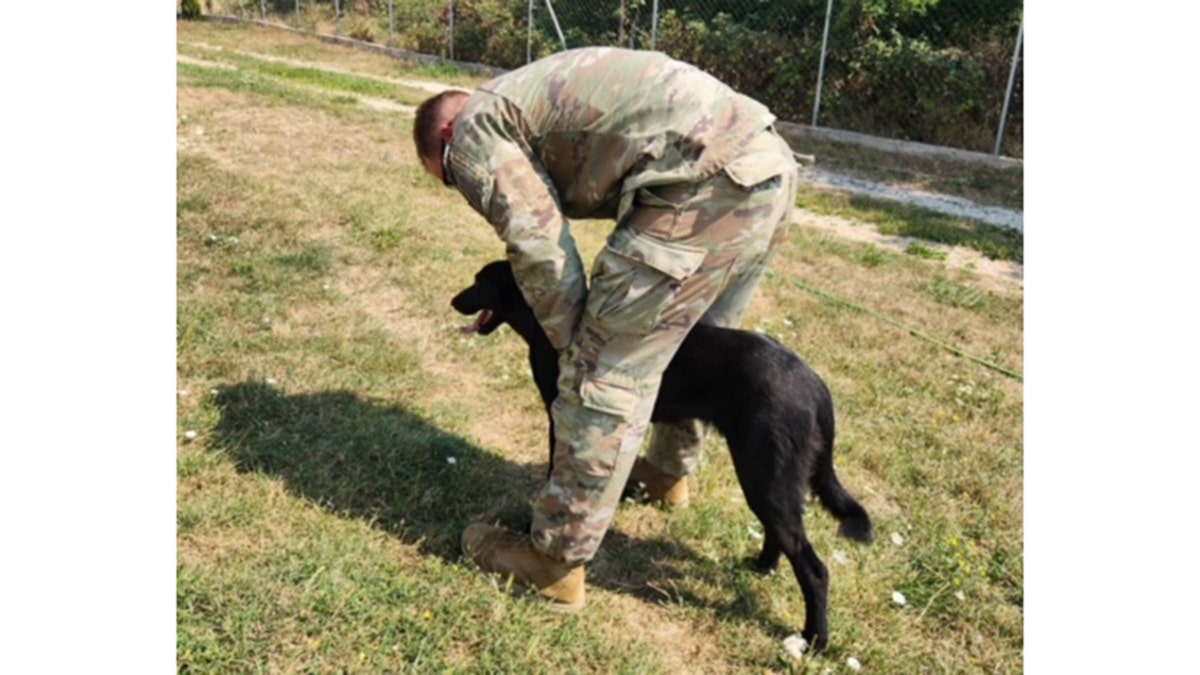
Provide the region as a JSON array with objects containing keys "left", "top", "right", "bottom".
[{"left": 810, "top": 397, "right": 873, "bottom": 543}]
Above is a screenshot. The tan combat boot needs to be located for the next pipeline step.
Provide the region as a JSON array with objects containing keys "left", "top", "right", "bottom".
[
  {"left": 460, "top": 523, "right": 586, "bottom": 612},
  {"left": 626, "top": 457, "right": 690, "bottom": 508}
]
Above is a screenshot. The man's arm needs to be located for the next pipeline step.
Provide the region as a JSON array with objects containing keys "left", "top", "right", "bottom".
[{"left": 448, "top": 100, "right": 586, "bottom": 351}]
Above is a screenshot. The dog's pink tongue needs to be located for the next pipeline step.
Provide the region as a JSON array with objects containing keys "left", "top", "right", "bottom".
[{"left": 460, "top": 309, "right": 494, "bottom": 334}]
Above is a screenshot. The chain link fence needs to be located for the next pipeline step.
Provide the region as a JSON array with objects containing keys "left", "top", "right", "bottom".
[{"left": 188, "top": 1, "right": 1023, "bottom": 158}]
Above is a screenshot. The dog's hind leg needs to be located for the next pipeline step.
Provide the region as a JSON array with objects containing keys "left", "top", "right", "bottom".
[
  {"left": 740, "top": 470, "right": 831, "bottom": 649},
  {"left": 749, "top": 484, "right": 831, "bottom": 650},
  {"left": 743, "top": 452, "right": 831, "bottom": 650},
  {"left": 786, "top": 532, "right": 831, "bottom": 652}
]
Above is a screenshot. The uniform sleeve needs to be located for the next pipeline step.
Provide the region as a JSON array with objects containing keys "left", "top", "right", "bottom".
[{"left": 448, "top": 100, "right": 586, "bottom": 351}]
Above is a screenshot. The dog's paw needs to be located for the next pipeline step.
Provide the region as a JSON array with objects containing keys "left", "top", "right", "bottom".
[{"left": 747, "top": 555, "right": 779, "bottom": 576}]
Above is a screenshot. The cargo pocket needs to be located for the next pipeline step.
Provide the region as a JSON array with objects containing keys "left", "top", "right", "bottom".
[
  {"left": 579, "top": 373, "right": 640, "bottom": 418},
  {"left": 586, "top": 228, "right": 707, "bottom": 335}
]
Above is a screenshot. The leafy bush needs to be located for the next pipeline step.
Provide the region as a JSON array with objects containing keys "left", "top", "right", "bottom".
[
  {"left": 656, "top": 11, "right": 822, "bottom": 123},
  {"left": 344, "top": 15, "right": 377, "bottom": 43},
  {"left": 397, "top": 0, "right": 549, "bottom": 69},
  {"left": 181, "top": 0, "right": 201, "bottom": 19},
  {"left": 241, "top": 0, "right": 1023, "bottom": 155},
  {"left": 652, "top": 4, "right": 1020, "bottom": 154}
]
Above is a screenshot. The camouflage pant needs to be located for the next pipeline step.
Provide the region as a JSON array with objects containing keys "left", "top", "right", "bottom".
[{"left": 530, "top": 128, "right": 800, "bottom": 565}]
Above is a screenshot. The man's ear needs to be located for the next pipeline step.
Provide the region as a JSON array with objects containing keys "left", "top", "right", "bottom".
[{"left": 438, "top": 120, "right": 455, "bottom": 141}]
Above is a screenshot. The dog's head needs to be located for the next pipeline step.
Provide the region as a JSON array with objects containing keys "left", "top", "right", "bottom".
[{"left": 451, "top": 260, "right": 522, "bottom": 335}]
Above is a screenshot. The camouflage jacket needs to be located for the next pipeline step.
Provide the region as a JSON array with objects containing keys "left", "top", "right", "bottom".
[{"left": 445, "top": 47, "right": 776, "bottom": 350}]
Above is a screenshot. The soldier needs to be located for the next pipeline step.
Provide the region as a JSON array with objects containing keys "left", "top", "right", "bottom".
[{"left": 413, "top": 47, "right": 799, "bottom": 611}]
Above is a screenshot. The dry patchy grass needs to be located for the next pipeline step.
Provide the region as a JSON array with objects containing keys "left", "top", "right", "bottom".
[{"left": 178, "top": 20, "right": 1023, "bottom": 674}]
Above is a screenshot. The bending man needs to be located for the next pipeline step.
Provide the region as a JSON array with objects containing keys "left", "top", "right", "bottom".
[{"left": 413, "top": 47, "right": 799, "bottom": 610}]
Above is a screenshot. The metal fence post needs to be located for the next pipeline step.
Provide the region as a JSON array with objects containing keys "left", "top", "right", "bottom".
[
  {"left": 544, "top": 0, "right": 567, "bottom": 50},
  {"left": 650, "top": 0, "right": 659, "bottom": 51},
  {"left": 334, "top": 0, "right": 341, "bottom": 36},
  {"left": 527, "top": 0, "right": 534, "bottom": 63},
  {"left": 294, "top": 0, "right": 300, "bottom": 29},
  {"left": 449, "top": 0, "right": 455, "bottom": 61},
  {"left": 259, "top": 0, "right": 265, "bottom": 21},
  {"left": 994, "top": 20, "right": 1023, "bottom": 156},
  {"left": 388, "top": 0, "right": 395, "bottom": 47},
  {"left": 812, "top": 0, "right": 834, "bottom": 127}
]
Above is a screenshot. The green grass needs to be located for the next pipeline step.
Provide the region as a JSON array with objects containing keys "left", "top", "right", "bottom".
[
  {"left": 413, "top": 63, "right": 468, "bottom": 80},
  {"left": 178, "top": 62, "right": 342, "bottom": 110},
  {"left": 919, "top": 277, "right": 990, "bottom": 311},
  {"left": 178, "top": 20, "right": 1023, "bottom": 673},
  {"left": 180, "top": 41, "right": 434, "bottom": 105},
  {"left": 905, "top": 243, "right": 947, "bottom": 261}
]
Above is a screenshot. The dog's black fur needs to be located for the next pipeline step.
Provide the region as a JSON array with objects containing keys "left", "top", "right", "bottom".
[{"left": 451, "top": 260, "right": 872, "bottom": 651}]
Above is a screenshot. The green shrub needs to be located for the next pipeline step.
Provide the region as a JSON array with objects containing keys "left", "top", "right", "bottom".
[
  {"left": 181, "top": 0, "right": 201, "bottom": 19},
  {"left": 655, "top": 11, "right": 821, "bottom": 123},
  {"left": 345, "top": 15, "right": 377, "bottom": 43},
  {"left": 652, "top": 7, "right": 1020, "bottom": 154}
]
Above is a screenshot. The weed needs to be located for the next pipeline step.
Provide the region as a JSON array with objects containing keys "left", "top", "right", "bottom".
[
  {"left": 921, "top": 277, "right": 989, "bottom": 311},
  {"left": 856, "top": 246, "right": 890, "bottom": 268},
  {"left": 905, "top": 243, "right": 947, "bottom": 261}
]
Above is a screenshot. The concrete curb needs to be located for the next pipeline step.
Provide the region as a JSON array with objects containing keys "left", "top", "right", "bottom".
[{"left": 776, "top": 122, "right": 1021, "bottom": 171}]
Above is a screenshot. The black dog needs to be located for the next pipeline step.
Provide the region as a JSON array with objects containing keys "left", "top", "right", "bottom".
[{"left": 451, "top": 260, "right": 872, "bottom": 651}]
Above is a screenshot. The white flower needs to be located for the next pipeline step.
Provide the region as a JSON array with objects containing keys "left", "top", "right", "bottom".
[
  {"left": 892, "top": 590, "right": 907, "bottom": 606},
  {"left": 446, "top": 457, "right": 458, "bottom": 465},
  {"left": 266, "top": 378, "right": 278, "bottom": 386},
  {"left": 262, "top": 316, "right": 272, "bottom": 325},
  {"left": 210, "top": 389, "right": 220, "bottom": 396},
  {"left": 955, "top": 590, "right": 966, "bottom": 602},
  {"left": 832, "top": 549, "right": 848, "bottom": 565},
  {"left": 747, "top": 526, "right": 763, "bottom": 540},
  {"left": 177, "top": 390, "right": 189, "bottom": 398},
  {"left": 847, "top": 656, "right": 863, "bottom": 671},
  {"left": 890, "top": 532, "right": 905, "bottom": 546},
  {"left": 782, "top": 634, "right": 809, "bottom": 660},
  {"left": 184, "top": 430, "right": 198, "bottom": 440}
]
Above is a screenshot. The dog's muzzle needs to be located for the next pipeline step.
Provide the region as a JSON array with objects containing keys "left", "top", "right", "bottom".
[{"left": 460, "top": 309, "right": 496, "bottom": 334}]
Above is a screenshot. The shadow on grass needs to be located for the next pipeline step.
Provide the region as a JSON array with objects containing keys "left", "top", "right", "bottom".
[
  {"left": 598, "top": 529, "right": 801, "bottom": 637},
  {"left": 211, "top": 381, "right": 537, "bottom": 562},
  {"left": 210, "top": 380, "right": 802, "bottom": 636}
]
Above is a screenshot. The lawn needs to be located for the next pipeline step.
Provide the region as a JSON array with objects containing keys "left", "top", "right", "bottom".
[{"left": 177, "top": 19, "right": 1023, "bottom": 673}]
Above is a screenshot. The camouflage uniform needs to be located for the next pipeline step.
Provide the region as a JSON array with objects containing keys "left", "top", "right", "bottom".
[{"left": 445, "top": 47, "right": 799, "bottom": 566}]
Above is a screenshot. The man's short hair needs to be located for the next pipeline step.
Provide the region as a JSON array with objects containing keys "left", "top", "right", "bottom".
[{"left": 413, "top": 90, "right": 468, "bottom": 160}]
